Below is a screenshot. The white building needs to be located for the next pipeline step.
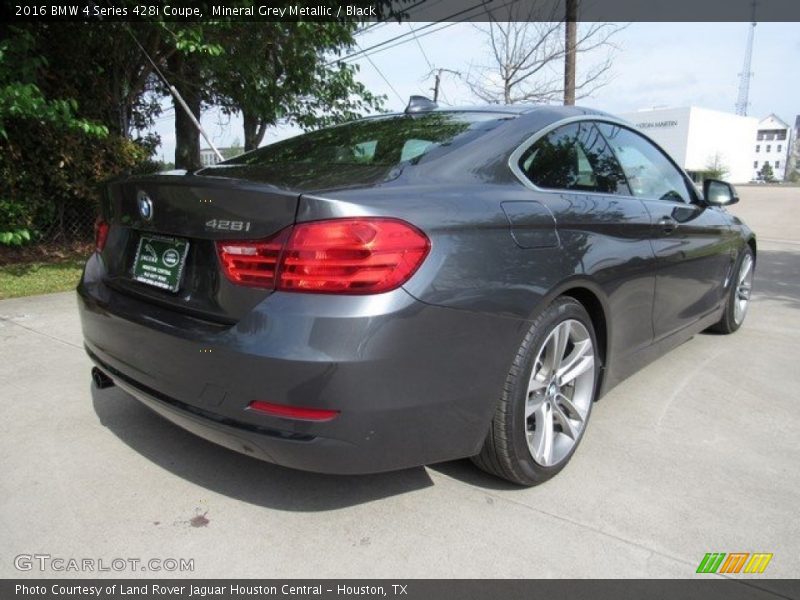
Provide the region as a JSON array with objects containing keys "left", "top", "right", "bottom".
[
  {"left": 200, "top": 148, "right": 221, "bottom": 167},
  {"left": 200, "top": 146, "right": 244, "bottom": 167},
  {"left": 752, "top": 114, "right": 792, "bottom": 181},
  {"left": 619, "top": 106, "right": 758, "bottom": 184}
]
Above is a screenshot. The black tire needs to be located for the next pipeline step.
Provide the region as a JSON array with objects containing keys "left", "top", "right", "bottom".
[
  {"left": 708, "top": 246, "right": 754, "bottom": 335},
  {"left": 471, "top": 297, "right": 600, "bottom": 486}
]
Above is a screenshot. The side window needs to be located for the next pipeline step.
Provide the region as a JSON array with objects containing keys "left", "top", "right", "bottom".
[
  {"left": 518, "top": 122, "right": 629, "bottom": 195},
  {"left": 401, "top": 139, "right": 436, "bottom": 162},
  {"left": 597, "top": 123, "right": 692, "bottom": 203},
  {"left": 352, "top": 141, "right": 377, "bottom": 163}
]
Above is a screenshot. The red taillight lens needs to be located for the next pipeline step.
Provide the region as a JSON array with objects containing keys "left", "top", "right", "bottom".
[
  {"left": 279, "top": 218, "right": 430, "bottom": 294},
  {"left": 248, "top": 400, "right": 339, "bottom": 421},
  {"left": 94, "top": 218, "right": 109, "bottom": 252},
  {"left": 216, "top": 218, "right": 430, "bottom": 294},
  {"left": 217, "top": 229, "right": 290, "bottom": 288}
]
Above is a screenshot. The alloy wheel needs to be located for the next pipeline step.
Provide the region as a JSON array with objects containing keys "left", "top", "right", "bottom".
[
  {"left": 734, "top": 253, "right": 754, "bottom": 325},
  {"left": 525, "top": 319, "right": 595, "bottom": 467}
]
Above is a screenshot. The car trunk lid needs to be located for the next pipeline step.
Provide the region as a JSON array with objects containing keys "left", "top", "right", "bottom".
[{"left": 100, "top": 173, "right": 299, "bottom": 324}]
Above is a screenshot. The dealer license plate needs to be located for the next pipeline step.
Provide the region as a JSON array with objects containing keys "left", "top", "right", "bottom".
[{"left": 132, "top": 235, "right": 190, "bottom": 293}]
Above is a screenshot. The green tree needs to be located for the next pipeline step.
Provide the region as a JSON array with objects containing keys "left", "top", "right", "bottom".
[
  {"left": 0, "top": 27, "right": 108, "bottom": 140},
  {"left": 0, "top": 4, "right": 405, "bottom": 241},
  {"left": 210, "top": 22, "right": 384, "bottom": 153},
  {"left": 704, "top": 152, "right": 729, "bottom": 180},
  {"left": 0, "top": 24, "right": 162, "bottom": 243},
  {"left": 221, "top": 137, "right": 244, "bottom": 160},
  {"left": 30, "top": 22, "right": 169, "bottom": 138},
  {"left": 0, "top": 26, "right": 113, "bottom": 244},
  {"left": 758, "top": 162, "right": 776, "bottom": 182}
]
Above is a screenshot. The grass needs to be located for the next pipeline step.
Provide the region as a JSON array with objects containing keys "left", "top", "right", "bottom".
[{"left": 0, "top": 257, "right": 86, "bottom": 300}]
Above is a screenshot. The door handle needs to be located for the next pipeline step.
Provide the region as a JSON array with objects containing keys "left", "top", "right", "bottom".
[{"left": 659, "top": 216, "right": 678, "bottom": 233}]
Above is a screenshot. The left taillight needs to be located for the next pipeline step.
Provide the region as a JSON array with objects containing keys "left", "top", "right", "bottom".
[
  {"left": 216, "top": 218, "right": 430, "bottom": 294},
  {"left": 217, "top": 229, "right": 290, "bottom": 288},
  {"left": 94, "top": 217, "right": 109, "bottom": 252}
]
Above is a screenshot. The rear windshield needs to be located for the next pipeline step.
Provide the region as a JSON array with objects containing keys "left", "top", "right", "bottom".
[{"left": 222, "top": 112, "right": 514, "bottom": 169}]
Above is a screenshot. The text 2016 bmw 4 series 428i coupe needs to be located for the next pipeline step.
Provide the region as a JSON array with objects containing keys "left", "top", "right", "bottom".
[{"left": 79, "top": 99, "right": 755, "bottom": 485}]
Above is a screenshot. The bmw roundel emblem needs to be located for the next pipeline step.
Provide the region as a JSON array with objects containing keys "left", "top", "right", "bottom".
[{"left": 137, "top": 191, "right": 153, "bottom": 221}]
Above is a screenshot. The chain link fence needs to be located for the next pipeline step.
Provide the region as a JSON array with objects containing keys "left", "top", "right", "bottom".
[{"left": 36, "top": 202, "right": 97, "bottom": 243}]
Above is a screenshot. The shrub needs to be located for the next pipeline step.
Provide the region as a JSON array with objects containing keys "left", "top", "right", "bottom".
[{"left": 0, "top": 118, "right": 151, "bottom": 243}]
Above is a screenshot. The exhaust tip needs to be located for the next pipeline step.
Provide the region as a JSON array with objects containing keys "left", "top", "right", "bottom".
[{"left": 92, "top": 367, "right": 115, "bottom": 389}]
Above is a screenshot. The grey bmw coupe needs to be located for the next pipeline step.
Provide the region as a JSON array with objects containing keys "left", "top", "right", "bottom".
[{"left": 79, "top": 98, "right": 755, "bottom": 485}]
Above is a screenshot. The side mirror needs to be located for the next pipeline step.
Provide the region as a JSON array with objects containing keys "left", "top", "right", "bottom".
[{"left": 703, "top": 179, "right": 739, "bottom": 206}]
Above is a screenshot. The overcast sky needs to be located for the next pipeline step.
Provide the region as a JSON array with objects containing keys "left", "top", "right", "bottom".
[{"left": 148, "top": 21, "right": 800, "bottom": 162}]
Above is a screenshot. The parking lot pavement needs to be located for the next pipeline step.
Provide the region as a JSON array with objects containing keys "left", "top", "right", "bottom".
[{"left": 1, "top": 187, "right": 798, "bottom": 580}]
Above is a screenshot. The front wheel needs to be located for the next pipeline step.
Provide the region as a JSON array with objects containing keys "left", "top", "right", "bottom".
[
  {"left": 709, "top": 246, "right": 754, "bottom": 334},
  {"left": 472, "top": 297, "right": 599, "bottom": 486}
]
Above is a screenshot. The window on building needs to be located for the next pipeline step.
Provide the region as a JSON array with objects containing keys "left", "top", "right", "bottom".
[
  {"left": 756, "top": 145, "right": 760, "bottom": 152},
  {"left": 757, "top": 132, "right": 765, "bottom": 141},
  {"left": 776, "top": 161, "right": 780, "bottom": 169},
  {"left": 777, "top": 144, "right": 782, "bottom": 153},
  {"left": 777, "top": 131, "right": 787, "bottom": 140},
  {"left": 766, "top": 133, "right": 775, "bottom": 141},
  {"left": 754, "top": 161, "right": 758, "bottom": 168},
  {"left": 766, "top": 145, "right": 771, "bottom": 152}
]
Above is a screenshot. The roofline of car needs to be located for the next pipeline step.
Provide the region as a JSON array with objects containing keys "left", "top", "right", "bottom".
[
  {"left": 506, "top": 114, "right": 703, "bottom": 205},
  {"left": 357, "top": 107, "right": 530, "bottom": 120}
]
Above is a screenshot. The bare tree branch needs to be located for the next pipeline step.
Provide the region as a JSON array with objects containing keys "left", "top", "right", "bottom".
[{"left": 466, "top": 5, "right": 626, "bottom": 106}]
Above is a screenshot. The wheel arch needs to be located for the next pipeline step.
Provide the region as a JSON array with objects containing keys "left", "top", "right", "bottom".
[
  {"left": 746, "top": 235, "right": 757, "bottom": 263},
  {"left": 534, "top": 279, "right": 611, "bottom": 400}
]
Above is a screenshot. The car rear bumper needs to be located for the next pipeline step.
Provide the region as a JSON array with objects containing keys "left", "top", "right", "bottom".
[
  {"left": 87, "top": 349, "right": 379, "bottom": 474},
  {"left": 78, "top": 255, "right": 526, "bottom": 474}
]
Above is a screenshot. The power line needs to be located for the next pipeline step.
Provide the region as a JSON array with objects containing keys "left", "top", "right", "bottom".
[
  {"left": 350, "top": 20, "right": 458, "bottom": 63},
  {"left": 355, "top": 41, "right": 406, "bottom": 105},
  {"left": 340, "top": 18, "right": 456, "bottom": 64},
  {"left": 328, "top": 0, "right": 500, "bottom": 66},
  {"left": 342, "top": 21, "right": 459, "bottom": 65},
  {"left": 408, "top": 22, "right": 434, "bottom": 71},
  {"left": 341, "top": 0, "right": 522, "bottom": 66},
  {"left": 344, "top": 18, "right": 476, "bottom": 64},
  {"left": 354, "top": 0, "right": 440, "bottom": 36}
]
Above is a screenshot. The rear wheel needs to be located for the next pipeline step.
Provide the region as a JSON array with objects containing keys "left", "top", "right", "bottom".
[
  {"left": 472, "top": 297, "right": 599, "bottom": 486},
  {"left": 710, "top": 246, "right": 754, "bottom": 334}
]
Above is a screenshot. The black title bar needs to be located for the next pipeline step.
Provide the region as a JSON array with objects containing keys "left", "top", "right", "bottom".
[
  {"left": 3, "top": 0, "right": 800, "bottom": 23},
  {"left": 4, "top": 580, "right": 800, "bottom": 600}
]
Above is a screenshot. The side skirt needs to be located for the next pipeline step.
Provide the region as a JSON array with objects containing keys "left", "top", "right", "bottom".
[{"left": 598, "top": 306, "right": 725, "bottom": 398}]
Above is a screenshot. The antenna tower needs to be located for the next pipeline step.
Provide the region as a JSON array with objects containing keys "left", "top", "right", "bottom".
[{"left": 735, "top": 1, "right": 757, "bottom": 116}]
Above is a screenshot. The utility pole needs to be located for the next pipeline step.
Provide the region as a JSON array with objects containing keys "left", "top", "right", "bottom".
[
  {"left": 564, "top": 0, "right": 578, "bottom": 105},
  {"left": 735, "top": 1, "right": 757, "bottom": 116},
  {"left": 429, "top": 68, "right": 461, "bottom": 103}
]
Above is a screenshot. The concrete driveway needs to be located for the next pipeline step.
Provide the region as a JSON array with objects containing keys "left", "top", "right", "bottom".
[{"left": 1, "top": 187, "right": 798, "bottom": 579}]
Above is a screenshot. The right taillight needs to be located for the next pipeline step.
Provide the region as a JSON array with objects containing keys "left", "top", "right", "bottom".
[{"left": 216, "top": 218, "right": 430, "bottom": 294}]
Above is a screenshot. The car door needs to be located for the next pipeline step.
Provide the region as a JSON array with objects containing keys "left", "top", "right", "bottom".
[
  {"left": 597, "top": 122, "right": 735, "bottom": 340},
  {"left": 514, "top": 120, "right": 658, "bottom": 359}
]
